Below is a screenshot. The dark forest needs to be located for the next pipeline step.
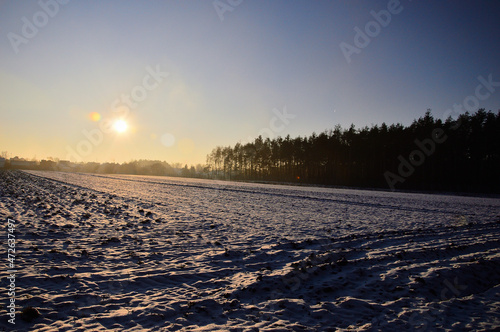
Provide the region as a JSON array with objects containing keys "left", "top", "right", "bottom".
[{"left": 206, "top": 109, "right": 500, "bottom": 193}]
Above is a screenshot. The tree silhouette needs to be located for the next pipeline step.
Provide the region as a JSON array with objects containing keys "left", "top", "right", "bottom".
[{"left": 206, "top": 109, "right": 500, "bottom": 193}]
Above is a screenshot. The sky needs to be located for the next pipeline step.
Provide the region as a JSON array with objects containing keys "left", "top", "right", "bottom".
[{"left": 1, "top": 0, "right": 499, "bottom": 165}]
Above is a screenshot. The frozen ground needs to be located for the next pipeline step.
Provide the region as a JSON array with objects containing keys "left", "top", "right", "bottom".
[{"left": 1, "top": 170, "right": 499, "bottom": 331}]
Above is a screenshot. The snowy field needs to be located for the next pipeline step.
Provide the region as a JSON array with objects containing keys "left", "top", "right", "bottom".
[{"left": 1, "top": 170, "right": 500, "bottom": 331}]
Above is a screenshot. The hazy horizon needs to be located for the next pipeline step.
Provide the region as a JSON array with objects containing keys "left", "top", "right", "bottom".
[{"left": 1, "top": 0, "right": 500, "bottom": 165}]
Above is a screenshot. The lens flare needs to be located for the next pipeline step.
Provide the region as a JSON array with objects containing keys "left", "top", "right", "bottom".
[
  {"left": 161, "top": 133, "right": 176, "bottom": 147},
  {"left": 89, "top": 112, "right": 101, "bottom": 122}
]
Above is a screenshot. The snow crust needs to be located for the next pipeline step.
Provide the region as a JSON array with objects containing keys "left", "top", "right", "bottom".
[{"left": 1, "top": 170, "right": 499, "bottom": 331}]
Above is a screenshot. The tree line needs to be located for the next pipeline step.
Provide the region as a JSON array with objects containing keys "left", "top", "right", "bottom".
[
  {"left": 206, "top": 109, "right": 500, "bottom": 193},
  {"left": 5, "top": 158, "right": 204, "bottom": 179}
]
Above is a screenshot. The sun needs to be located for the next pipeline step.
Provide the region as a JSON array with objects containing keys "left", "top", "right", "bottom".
[{"left": 113, "top": 119, "right": 128, "bottom": 133}]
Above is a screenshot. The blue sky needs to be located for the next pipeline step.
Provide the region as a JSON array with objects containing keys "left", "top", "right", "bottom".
[{"left": 1, "top": 0, "right": 499, "bottom": 164}]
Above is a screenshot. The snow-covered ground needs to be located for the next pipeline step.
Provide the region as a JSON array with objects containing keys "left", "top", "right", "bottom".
[{"left": 1, "top": 170, "right": 499, "bottom": 331}]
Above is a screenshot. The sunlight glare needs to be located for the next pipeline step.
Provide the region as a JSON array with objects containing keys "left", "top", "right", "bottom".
[{"left": 113, "top": 119, "right": 128, "bottom": 133}]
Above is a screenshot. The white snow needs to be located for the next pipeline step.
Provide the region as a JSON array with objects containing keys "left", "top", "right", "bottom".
[{"left": 0, "top": 170, "right": 499, "bottom": 331}]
